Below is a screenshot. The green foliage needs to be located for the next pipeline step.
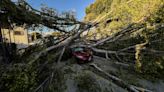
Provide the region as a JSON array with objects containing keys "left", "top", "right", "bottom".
[
  {"left": 84, "top": 0, "right": 113, "bottom": 21},
  {"left": 137, "top": 26, "right": 164, "bottom": 78},
  {"left": 85, "top": 0, "right": 164, "bottom": 79},
  {"left": 20, "top": 45, "right": 46, "bottom": 63},
  {"left": 1, "top": 64, "right": 38, "bottom": 92},
  {"left": 85, "top": 0, "right": 163, "bottom": 36},
  {"left": 148, "top": 3, "right": 164, "bottom": 23},
  {"left": 85, "top": 0, "right": 112, "bottom": 15}
]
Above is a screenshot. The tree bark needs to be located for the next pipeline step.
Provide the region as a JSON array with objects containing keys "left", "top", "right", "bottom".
[{"left": 89, "top": 63, "right": 153, "bottom": 92}]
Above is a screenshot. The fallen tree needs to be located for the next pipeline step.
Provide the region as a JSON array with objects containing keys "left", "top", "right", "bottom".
[
  {"left": 0, "top": 0, "right": 164, "bottom": 92},
  {"left": 89, "top": 63, "right": 153, "bottom": 92}
]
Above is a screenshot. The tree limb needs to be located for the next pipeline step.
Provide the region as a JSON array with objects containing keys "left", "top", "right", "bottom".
[{"left": 89, "top": 63, "right": 153, "bottom": 92}]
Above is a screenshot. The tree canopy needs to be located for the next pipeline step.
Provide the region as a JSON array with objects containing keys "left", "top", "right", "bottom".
[{"left": 0, "top": 0, "right": 83, "bottom": 32}]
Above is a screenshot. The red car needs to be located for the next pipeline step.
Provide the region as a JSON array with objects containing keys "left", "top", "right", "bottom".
[{"left": 72, "top": 47, "right": 93, "bottom": 64}]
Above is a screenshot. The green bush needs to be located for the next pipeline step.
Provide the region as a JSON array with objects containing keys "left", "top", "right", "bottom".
[{"left": 1, "top": 64, "right": 38, "bottom": 92}]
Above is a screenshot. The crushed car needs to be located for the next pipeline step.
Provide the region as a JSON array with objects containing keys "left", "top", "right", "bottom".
[{"left": 71, "top": 47, "right": 93, "bottom": 64}]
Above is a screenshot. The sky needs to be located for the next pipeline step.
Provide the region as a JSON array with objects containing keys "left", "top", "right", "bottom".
[{"left": 26, "top": 0, "right": 95, "bottom": 21}]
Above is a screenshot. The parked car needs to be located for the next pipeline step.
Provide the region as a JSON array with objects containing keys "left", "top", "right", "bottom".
[{"left": 71, "top": 47, "right": 93, "bottom": 64}]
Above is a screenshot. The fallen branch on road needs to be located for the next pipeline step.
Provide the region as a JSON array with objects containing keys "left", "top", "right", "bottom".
[{"left": 89, "top": 63, "right": 153, "bottom": 92}]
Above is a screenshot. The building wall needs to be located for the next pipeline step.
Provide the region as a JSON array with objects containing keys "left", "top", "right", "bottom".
[{"left": 1, "top": 27, "right": 29, "bottom": 45}]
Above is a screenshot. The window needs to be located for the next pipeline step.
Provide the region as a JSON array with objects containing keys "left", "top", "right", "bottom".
[{"left": 14, "top": 31, "right": 24, "bottom": 35}]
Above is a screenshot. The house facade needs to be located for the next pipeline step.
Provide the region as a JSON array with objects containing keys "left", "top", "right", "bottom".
[{"left": 1, "top": 27, "right": 29, "bottom": 48}]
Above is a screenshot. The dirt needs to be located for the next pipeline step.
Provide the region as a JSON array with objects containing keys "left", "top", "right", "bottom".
[{"left": 54, "top": 56, "right": 164, "bottom": 92}]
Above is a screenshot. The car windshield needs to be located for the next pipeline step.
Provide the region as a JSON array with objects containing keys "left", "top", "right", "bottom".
[{"left": 73, "top": 48, "right": 84, "bottom": 52}]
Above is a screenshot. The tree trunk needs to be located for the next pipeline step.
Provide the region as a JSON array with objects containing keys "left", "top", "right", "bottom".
[{"left": 0, "top": 22, "right": 9, "bottom": 63}]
